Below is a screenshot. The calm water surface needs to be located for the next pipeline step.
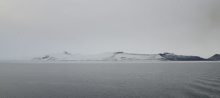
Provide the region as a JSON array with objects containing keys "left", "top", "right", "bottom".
[{"left": 0, "top": 62, "right": 220, "bottom": 98}]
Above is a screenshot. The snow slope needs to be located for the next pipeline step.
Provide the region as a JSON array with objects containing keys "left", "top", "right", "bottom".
[
  {"left": 32, "top": 52, "right": 165, "bottom": 61},
  {"left": 104, "top": 52, "right": 165, "bottom": 61}
]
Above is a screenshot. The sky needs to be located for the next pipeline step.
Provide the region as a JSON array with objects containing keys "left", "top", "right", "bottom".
[{"left": 0, "top": 0, "right": 220, "bottom": 59}]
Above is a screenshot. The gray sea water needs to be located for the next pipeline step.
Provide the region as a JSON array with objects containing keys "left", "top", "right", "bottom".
[{"left": 0, "top": 62, "right": 220, "bottom": 98}]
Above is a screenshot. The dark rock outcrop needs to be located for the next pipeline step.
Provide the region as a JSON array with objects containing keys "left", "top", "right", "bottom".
[
  {"left": 32, "top": 55, "right": 56, "bottom": 60},
  {"left": 63, "top": 51, "right": 71, "bottom": 55},
  {"left": 208, "top": 54, "right": 220, "bottom": 61},
  {"left": 159, "top": 52, "right": 206, "bottom": 61}
]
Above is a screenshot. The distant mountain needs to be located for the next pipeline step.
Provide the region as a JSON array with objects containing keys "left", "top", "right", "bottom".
[
  {"left": 104, "top": 52, "right": 166, "bottom": 61},
  {"left": 159, "top": 52, "right": 206, "bottom": 61},
  {"left": 208, "top": 54, "right": 220, "bottom": 61},
  {"left": 32, "top": 51, "right": 165, "bottom": 61},
  {"left": 32, "top": 51, "right": 219, "bottom": 61}
]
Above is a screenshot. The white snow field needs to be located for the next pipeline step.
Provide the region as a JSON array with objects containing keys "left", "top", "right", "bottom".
[
  {"left": 0, "top": 62, "right": 220, "bottom": 98},
  {"left": 32, "top": 52, "right": 165, "bottom": 61}
]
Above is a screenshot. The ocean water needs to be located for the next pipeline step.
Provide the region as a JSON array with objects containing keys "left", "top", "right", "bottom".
[{"left": 0, "top": 62, "right": 219, "bottom": 98}]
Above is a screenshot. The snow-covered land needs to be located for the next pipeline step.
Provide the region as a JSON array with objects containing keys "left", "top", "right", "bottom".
[
  {"left": 32, "top": 51, "right": 219, "bottom": 61},
  {"left": 32, "top": 52, "right": 165, "bottom": 61}
]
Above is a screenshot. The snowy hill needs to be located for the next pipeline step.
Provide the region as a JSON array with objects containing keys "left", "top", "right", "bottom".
[
  {"left": 32, "top": 52, "right": 165, "bottom": 61},
  {"left": 104, "top": 52, "right": 165, "bottom": 61},
  {"left": 32, "top": 52, "right": 215, "bottom": 61}
]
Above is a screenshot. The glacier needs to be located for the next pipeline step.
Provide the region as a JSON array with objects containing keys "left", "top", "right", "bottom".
[
  {"left": 32, "top": 51, "right": 220, "bottom": 61},
  {"left": 32, "top": 52, "right": 165, "bottom": 61}
]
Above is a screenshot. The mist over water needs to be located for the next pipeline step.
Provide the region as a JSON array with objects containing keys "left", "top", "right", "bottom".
[{"left": 0, "top": 62, "right": 219, "bottom": 98}]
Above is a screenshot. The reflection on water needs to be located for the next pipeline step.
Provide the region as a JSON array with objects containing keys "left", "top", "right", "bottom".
[{"left": 0, "top": 62, "right": 219, "bottom": 98}]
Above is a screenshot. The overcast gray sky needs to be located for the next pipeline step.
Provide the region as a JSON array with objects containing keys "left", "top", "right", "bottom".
[{"left": 0, "top": 0, "right": 220, "bottom": 59}]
